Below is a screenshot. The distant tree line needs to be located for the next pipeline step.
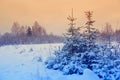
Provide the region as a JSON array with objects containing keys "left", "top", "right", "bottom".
[
  {"left": 0, "top": 21, "right": 64, "bottom": 46},
  {"left": 0, "top": 21, "right": 119, "bottom": 46},
  {"left": 99, "top": 23, "right": 120, "bottom": 45}
]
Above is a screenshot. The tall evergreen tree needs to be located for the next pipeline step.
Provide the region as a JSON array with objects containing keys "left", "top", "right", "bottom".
[
  {"left": 84, "top": 11, "right": 98, "bottom": 51},
  {"left": 81, "top": 11, "right": 100, "bottom": 69},
  {"left": 63, "top": 9, "right": 82, "bottom": 54}
]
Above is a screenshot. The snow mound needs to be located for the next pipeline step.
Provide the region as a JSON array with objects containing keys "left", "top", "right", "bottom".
[{"left": 82, "top": 69, "right": 101, "bottom": 80}]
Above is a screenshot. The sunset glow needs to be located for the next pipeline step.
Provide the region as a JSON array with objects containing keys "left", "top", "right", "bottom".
[{"left": 0, "top": 0, "right": 120, "bottom": 35}]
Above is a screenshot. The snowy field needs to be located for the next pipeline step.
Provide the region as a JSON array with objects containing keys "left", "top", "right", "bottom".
[{"left": 0, "top": 43, "right": 100, "bottom": 80}]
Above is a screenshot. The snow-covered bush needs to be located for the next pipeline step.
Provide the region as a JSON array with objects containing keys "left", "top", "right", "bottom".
[
  {"left": 92, "top": 45, "right": 120, "bottom": 80},
  {"left": 45, "top": 57, "right": 56, "bottom": 69}
]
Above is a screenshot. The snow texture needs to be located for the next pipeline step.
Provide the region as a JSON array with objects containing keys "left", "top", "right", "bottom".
[{"left": 0, "top": 43, "right": 101, "bottom": 80}]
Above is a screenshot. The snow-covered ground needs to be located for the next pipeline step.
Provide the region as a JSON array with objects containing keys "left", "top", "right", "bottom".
[{"left": 0, "top": 43, "right": 100, "bottom": 80}]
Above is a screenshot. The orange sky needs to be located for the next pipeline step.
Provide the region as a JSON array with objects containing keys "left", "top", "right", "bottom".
[{"left": 0, "top": 0, "right": 120, "bottom": 35}]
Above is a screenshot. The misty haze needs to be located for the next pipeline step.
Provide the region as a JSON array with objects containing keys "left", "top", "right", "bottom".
[{"left": 0, "top": 0, "right": 120, "bottom": 80}]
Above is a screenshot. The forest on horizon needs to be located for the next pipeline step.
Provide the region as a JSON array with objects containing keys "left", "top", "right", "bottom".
[
  {"left": 0, "top": 16, "right": 120, "bottom": 46},
  {"left": 0, "top": 21, "right": 64, "bottom": 45}
]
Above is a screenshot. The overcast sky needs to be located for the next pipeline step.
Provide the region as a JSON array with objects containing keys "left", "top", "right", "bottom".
[{"left": 0, "top": 0, "right": 120, "bottom": 35}]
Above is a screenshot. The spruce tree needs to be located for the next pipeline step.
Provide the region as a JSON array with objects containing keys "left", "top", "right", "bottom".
[
  {"left": 27, "top": 26, "right": 32, "bottom": 36},
  {"left": 81, "top": 11, "right": 100, "bottom": 70},
  {"left": 84, "top": 11, "right": 98, "bottom": 51},
  {"left": 63, "top": 9, "right": 82, "bottom": 55}
]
